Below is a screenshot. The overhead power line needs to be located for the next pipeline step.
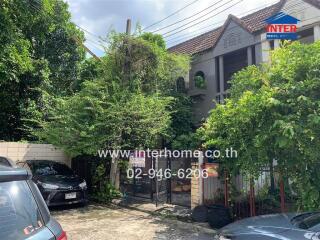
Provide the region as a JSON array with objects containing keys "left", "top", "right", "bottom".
[
  {"left": 142, "top": 0, "right": 201, "bottom": 31},
  {"left": 74, "top": 24, "right": 110, "bottom": 49},
  {"left": 86, "top": 39, "right": 106, "bottom": 52},
  {"left": 167, "top": 0, "right": 311, "bottom": 47},
  {"left": 163, "top": 0, "right": 244, "bottom": 38},
  {"left": 166, "top": 0, "right": 299, "bottom": 45},
  {"left": 150, "top": 0, "right": 225, "bottom": 33},
  {"left": 166, "top": 1, "right": 279, "bottom": 43},
  {"left": 28, "top": 1, "right": 104, "bottom": 46},
  {"left": 74, "top": 24, "right": 105, "bottom": 42},
  {"left": 166, "top": 0, "right": 302, "bottom": 41}
]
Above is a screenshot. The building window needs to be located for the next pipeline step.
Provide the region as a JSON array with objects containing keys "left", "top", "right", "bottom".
[
  {"left": 270, "top": 40, "right": 275, "bottom": 50},
  {"left": 176, "top": 77, "right": 186, "bottom": 93},
  {"left": 194, "top": 71, "right": 206, "bottom": 89},
  {"left": 252, "top": 45, "right": 256, "bottom": 65}
]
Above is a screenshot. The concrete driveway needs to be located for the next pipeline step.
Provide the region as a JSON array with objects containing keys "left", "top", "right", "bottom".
[{"left": 51, "top": 204, "right": 215, "bottom": 240}]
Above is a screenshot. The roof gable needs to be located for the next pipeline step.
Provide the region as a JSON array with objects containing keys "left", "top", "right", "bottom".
[
  {"left": 168, "top": 0, "right": 320, "bottom": 55},
  {"left": 212, "top": 14, "right": 253, "bottom": 49},
  {"left": 168, "top": 0, "right": 285, "bottom": 54}
]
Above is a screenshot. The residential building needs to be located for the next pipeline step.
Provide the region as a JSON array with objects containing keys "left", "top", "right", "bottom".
[{"left": 169, "top": 0, "right": 320, "bottom": 123}]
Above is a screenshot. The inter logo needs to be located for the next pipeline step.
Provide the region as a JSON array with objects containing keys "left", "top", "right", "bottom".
[{"left": 265, "top": 12, "right": 300, "bottom": 40}]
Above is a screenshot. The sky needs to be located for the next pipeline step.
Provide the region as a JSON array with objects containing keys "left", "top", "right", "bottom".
[{"left": 65, "top": 0, "right": 280, "bottom": 56}]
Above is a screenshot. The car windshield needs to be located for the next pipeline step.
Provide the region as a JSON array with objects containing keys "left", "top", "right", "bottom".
[
  {"left": 29, "top": 161, "right": 74, "bottom": 176},
  {"left": 292, "top": 212, "right": 320, "bottom": 229},
  {"left": 0, "top": 181, "right": 44, "bottom": 240}
]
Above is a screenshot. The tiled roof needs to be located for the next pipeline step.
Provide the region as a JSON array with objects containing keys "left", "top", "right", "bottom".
[
  {"left": 168, "top": 0, "right": 320, "bottom": 55},
  {"left": 167, "top": 27, "right": 223, "bottom": 55}
]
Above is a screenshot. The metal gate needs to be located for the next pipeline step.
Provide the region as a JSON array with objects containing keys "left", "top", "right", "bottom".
[
  {"left": 120, "top": 156, "right": 191, "bottom": 208},
  {"left": 120, "top": 156, "right": 154, "bottom": 200},
  {"left": 167, "top": 157, "right": 191, "bottom": 207}
]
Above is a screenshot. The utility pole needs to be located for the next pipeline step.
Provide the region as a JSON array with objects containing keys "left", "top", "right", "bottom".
[
  {"left": 124, "top": 19, "right": 131, "bottom": 85},
  {"left": 110, "top": 19, "right": 132, "bottom": 190},
  {"left": 126, "top": 19, "right": 131, "bottom": 35}
]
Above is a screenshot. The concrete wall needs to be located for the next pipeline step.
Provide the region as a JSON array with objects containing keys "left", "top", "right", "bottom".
[{"left": 0, "top": 142, "right": 71, "bottom": 166}]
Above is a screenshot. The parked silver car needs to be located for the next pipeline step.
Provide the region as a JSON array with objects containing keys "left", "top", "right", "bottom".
[
  {"left": 0, "top": 165, "right": 67, "bottom": 240},
  {"left": 216, "top": 212, "right": 320, "bottom": 240}
]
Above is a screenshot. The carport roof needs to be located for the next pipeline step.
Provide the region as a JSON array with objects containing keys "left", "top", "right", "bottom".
[{"left": 168, "top": 0, "right": 320, "bottom": 55}]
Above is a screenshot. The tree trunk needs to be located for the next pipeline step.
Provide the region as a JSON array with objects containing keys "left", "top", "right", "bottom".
[
  {"left": 115, "top": 168, "right": 120, "bottom": 190},
  {"left": 110, "top": 156, "right": 120, "bottom": 190},
  {"left": 269, "top": 159, "right": 275, "bottom": 194}
]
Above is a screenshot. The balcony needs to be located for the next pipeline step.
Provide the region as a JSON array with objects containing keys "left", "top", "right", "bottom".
[{"left": 188, "top": 88, "right": 207, "bottom": 97}]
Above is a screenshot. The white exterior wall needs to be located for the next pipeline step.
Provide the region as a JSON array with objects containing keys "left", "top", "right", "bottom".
[{"left": 0, "top": 142, "right": 71, "bottom": 166}]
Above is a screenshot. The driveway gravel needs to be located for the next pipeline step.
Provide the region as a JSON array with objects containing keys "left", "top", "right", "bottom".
[{"left": 51, "top": 204, "right": 215, "bottom": 240}]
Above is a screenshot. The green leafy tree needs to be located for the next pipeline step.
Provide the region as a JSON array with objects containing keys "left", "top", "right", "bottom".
[
  {"left": 0, "top": 0, "right": 85, "bottom": 141},
  {"left": 199, "top": 41, "right": 320, "bottom": 210},
  {"left": 35, "top": 32, "right": 190, "bottom": 189}
]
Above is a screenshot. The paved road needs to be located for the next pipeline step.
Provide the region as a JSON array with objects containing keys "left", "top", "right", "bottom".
[{"left": 51, "top": 204, "right": 215, "bottom": 240}]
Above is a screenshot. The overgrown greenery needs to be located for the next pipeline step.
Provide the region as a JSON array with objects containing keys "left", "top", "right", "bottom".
[
  {"left": 35, "top": 32, "right": 190, "bottom": 153},
  {"left": 194, "top": 75, "right": 206, "bottom": 89},
  {"left": 0, "top": 0, "right": 85, "bottom": 141},
  {"left": 1, "top": 0, "right": 194, "bottom": 203},
  {"left": 199, "top": 41, "right": 320, "bottom": 210},
  {"left": 34, "top": 31, "right": 191, "bottom": 191}
]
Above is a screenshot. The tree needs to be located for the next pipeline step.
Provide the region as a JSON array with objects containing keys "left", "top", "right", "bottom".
[
  {"left": 0, "top": 0, "right": 85, "bottom": 141},
  {"left": 199, "top": 41, "right": 320, "bottom": 210},
  {"left": 35, "top": 32, "right": 190, "bottom": 189}
]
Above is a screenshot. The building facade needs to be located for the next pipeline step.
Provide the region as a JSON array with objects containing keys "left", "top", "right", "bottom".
[{"left": 169, "top": 0, "right": 320, "bottom": 123}]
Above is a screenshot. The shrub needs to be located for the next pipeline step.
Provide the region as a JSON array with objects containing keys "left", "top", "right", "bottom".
[{"left": 91, "top": 163, "right": 121, "bottom": 203}]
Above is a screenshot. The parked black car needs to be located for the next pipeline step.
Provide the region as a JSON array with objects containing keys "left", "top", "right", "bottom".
[
  {"left": 17, "top": 160, "right": 88, "bottom": 207},
  {"left": 0, "top": 165, "right": 67, "bottom": 240}
]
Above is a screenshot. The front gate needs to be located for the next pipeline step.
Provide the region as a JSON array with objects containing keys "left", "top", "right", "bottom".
[
  {"left": 120, "top": 156, "right": 191, "bottom": 207},
  {"left": 168, "top": 157, "right": 191, "bottom": 207},
  {"left": 120, "top": 156, "right": 154, "bottom": 200}
]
